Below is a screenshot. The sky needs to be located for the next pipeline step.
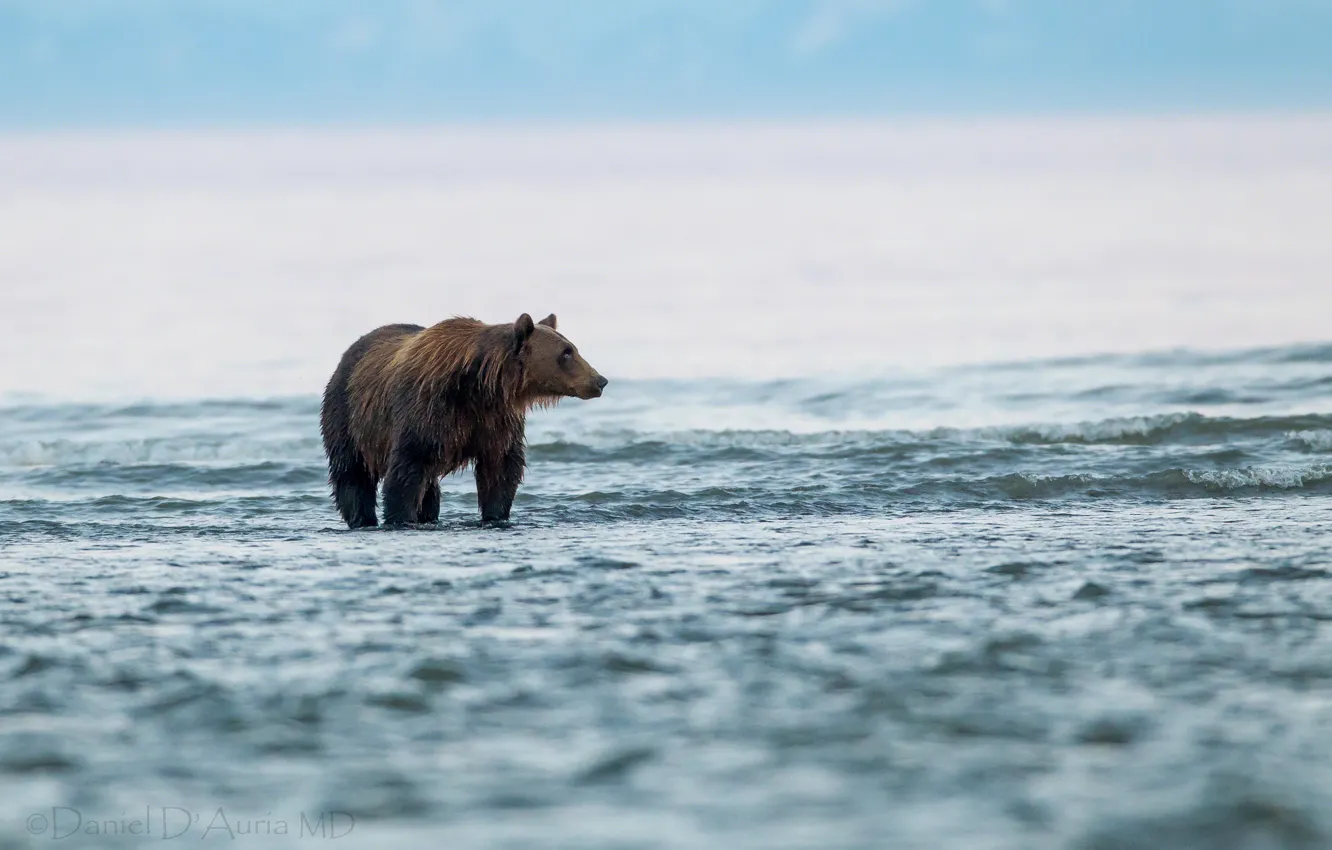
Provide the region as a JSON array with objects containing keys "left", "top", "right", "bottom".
[{"left": 2, "top": 0, "right": 1331, "bottom": 127}]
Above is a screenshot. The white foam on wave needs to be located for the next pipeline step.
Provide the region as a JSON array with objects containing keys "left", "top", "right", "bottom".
[
  {"left": 1290, "top": 430, "right": 1332, "bottom": 452},
  {"left": 1183, "top": 465, "right": 1332, "bottom": 490},
  {"left": 996, "top": 413, "right": 1200, "bottom": 443}
]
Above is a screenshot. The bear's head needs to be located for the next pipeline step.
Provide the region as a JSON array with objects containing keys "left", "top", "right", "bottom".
[{"left": 514, "top": 313, "right": 607, "bottom": 402}]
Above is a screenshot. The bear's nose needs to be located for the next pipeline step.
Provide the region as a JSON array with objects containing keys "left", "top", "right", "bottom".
[{"left": 596, "top": 375, "right": 609, "bottom": 390}]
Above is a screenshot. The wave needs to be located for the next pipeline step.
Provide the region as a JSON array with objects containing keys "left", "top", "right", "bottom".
[
  {"left": 531, "top": 413, "right": 1332, "bottom": 459},
  {"left": 505, "top": 464, "right": 1332, "bottom": 524},
  {"left": 0, "top": 397, "right": 318, "bottom": 420},
  {"left": 1, "top": 391, "right": 1329, "bottom": 524},
  {"left": 4, "top": 413, "right": 1329, "bottom": 474},
  {"left": 2, "top": 462, "right": 1326, "bottom": 536},
  {"left": 557, "top": 462, "right": 1332, "bottom": 512},
  {"left": 994, "top": 413, "right": 1332, "bottom": 446},
  {"left": 958, "top": 465, "right": 1332, "bottom": 500},
  {"left": 0, "top": 437, "right": 321, "bottom": 468},
  {"left": 1290, "top": 430, "right": 1332, "bottom": 452},
  {"left": 18, "top": 461, "right": 326, "bottom": 491}
]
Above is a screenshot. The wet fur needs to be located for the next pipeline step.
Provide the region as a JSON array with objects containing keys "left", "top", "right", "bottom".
[{"left": 320, "top": 315, "right": 602, "bottom": 528}]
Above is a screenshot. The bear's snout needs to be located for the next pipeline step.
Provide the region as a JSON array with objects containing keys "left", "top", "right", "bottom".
[{"left": 582, "top": 375, "right": 608, "bottom": 399}]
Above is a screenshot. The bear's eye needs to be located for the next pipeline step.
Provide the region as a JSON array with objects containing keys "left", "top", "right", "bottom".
[{"left": 559, "top": 347, "right": 573, "bottom": 363}]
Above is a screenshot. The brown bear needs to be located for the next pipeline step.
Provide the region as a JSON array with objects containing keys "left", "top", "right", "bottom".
[{"left": 319, "top": 313, "right": 607, "bottom": 529}]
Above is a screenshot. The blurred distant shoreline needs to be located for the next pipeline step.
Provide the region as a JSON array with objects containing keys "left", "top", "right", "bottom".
[{"left": 1, "top": 113, "right": 1329, "bottom": 399}]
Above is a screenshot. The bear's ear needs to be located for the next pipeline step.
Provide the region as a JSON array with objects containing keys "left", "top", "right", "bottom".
[
  {"left": 538, "top": 313, "right": 557, "bottom": 330},
  {"left": 514, "top": 313, "right": 535, "bottom": 350}
]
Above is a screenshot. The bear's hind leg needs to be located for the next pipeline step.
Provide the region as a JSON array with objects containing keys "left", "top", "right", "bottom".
[
  {"left": 417, "top": 482, "right": 441, "bottom": 524},
  {"left": 382, "top": 439, "right": 433, "bottom": 527},
  {"left": 332, "top": 459, "right": 378, "bottom": 529}
]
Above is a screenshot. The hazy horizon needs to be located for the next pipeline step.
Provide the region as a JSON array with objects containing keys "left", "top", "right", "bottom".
[{"left": 3, "top": 113, "right": 1330, "bottom": 402}]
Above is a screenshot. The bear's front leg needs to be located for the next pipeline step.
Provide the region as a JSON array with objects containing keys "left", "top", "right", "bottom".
[
  {"left": 475, "top": 442, "right": 526, "bottom": 523},
  {"left": 382, "top": 439, "right": 433, "bottom": 527}
]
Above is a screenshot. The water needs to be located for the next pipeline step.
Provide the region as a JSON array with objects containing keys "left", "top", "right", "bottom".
[
  {"left": 2, "top": 118, "right": 1332, "bottom": 848},
  {"left": 1, "top": 342, "right": 1331, "bottom": 849}
]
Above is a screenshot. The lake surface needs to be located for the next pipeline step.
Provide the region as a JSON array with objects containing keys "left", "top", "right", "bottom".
[
  {"left": 3, "top": 344, "right": 1332, "bottom": 849},
  {"left": 1, "top": 119, "right": 1331, "bottom": 848}
]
